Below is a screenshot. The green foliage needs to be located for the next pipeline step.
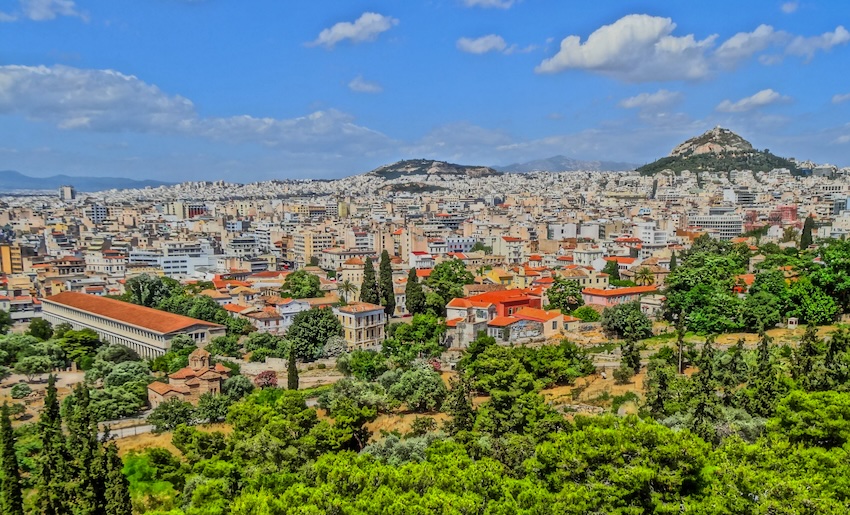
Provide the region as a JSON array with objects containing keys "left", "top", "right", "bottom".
[
  {"left": 0, "top": 310, "right": 11, "bottom": 335},
  {"left": 386, "top": 365, "right": 447, "bottom": 412},
  {"left": 545, "top": 275, "right": 584, "bottom": 313},
  {"left": 470, "top": 241, "right": 492, "bottom": 254},
  {"left": 601, "top": 259, "right": 620, "bottom": 281},
  {"left": 26, "top": 318, "right": 53, "bottom": 341},
  {"left": 222, "top": 375, "right": 254, "bottom": 400},
  {"left": 359, "top": 257, "right": 379, "bottom": 305},
  {"left": 58, "top": 328, "right": 101, "bottom": 365},
  {"left": 0, "top": 403, "right": 24, "bottom": 515},
  {"left": 149, "top": 398, "right": 196, "bottom": 433},
  {"left": 769, "top": 390, "right": 850, "bottom": 447},
  {"left": 788, "top": 276, "right": 838, "bottom": 325},
  {"left": 123, "top": 274, "right": 180, "bottom": 307},
  {"left": 10, "top": 384, "right": 31, "bottom": 399},
  {"left": 287, "top": 307, "right": 342, "bottom": 361},
  {"left": 426, "top": 259, "right": 474, "bottom": 314},
  {"left": 404, "top": 268, "right": 426, "bottom": 316},
  {"left": 337, "top": 350, "right": 388, "bottom": 381},
  {"left": 379, "top": 250, "right": 395, "bottom": 317},
  {"left": 196, "top": 393, "right": 232, "bottom": 424},
  {"left": 287, "top": 349, "right": 299, "bottom": 390},
  {"left": 571, "top": 305, "right": 600, "bottom": 322},
  {"left": 382, "top": 313, "right": 446, "bottom": 367},
  {"left": 13, "top": 355, "right": 53, "bottom": 381},
  {"left": 800, "top": 214, "right": 815, "bottom": 249},
  {"left": 280, "top": 270, "right": 323, "bottom": 299},
  {"left": 600, "top": 301, "right": 653, "bottom": 340},
  {"left": 206, "top": 335, "right": 241, "bottom": 357}
]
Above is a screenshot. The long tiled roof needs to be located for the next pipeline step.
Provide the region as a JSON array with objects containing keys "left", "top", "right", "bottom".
[{"left": 44, "top": 291, "right": 224, "bottom": 334}]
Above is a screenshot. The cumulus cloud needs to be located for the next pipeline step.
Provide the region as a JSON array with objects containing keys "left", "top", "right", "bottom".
[
  {"left": 619, "top": 89, "right": 682, "bottom": 109},
  {"left": 0, "top": 64, "right": 391, "bottom": 153},
  {"left": 716, "top": 89, "right": 790, "bottom": 112},
  {"left": 715, "top": 25, "right": 790, "bottom": 66},
  {"left": 786, "top": 26, "right": 850, "bottom": 59},
  {"left": 537, "top": 14, "right": 850, "bottom": 82},
  {"left": 308, "top": 12, "right": 398, "bottom": 49},
  {"left": 0, "top": 0, "right": 85, "bottom": 22},
  {"left": 348, "top": 75, "right": 383, "bottom": 93},
  {"left": 781, "top": 2, "right": 799, "bottom": 14},
  {"left": 457, "top": 35, "right": 508, "bottom": 54},
  {"left": 463, "top": 0, "right": 517, "bottom": 8},
  {"left": 535, "top": 14, "right": 716, "bottom": 82},
  {"left": 833, "top": 93, "right": 850, "bottom": 104}
]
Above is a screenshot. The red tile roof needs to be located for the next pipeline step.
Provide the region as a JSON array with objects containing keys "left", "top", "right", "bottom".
[
  {"left": 147, "top": 381, "right": 189, "bottom": 395},
  {"left": 43, "top": 291, "right": 224, "bottom": 334}
]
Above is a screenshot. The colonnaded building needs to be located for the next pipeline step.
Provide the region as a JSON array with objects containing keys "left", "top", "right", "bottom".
[{"left": 41, "top": 291, "right": 226, "bottom": 358}]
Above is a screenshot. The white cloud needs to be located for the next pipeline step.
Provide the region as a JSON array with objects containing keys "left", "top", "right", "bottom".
[
  {"left": 535, "top": 14, "right": 717, "bottom": 82},
  {"left": 348, "top": 75, "right": 382, "bottom": 94},
  {"left": 0, "top": 0, "right": 85, "bottom": 22},
  {"left": 833, "top": 93, "right": 850, "bottom": 104},
  {"left": 716, "top": 89, "right": 790, "bottom": 112},
  {"left": 619, "top": 89, "right": 682, "bottom": 109},
  {"left": 308, "top": 12, "right": 398, "bottom": 49},
  {"left": 786, "top": 26, "right": 850, "bottom": 59},
  {"left": 0, "top": 64, "right": 391, "bottom": 153},
  {"left": 715, "top": 25, "right": 789, "bottom": 66},
  {"left": 457, "top": 35, "right": 508, "bottom": 54},
  {"left": 463, "top": 0, "right": 516, "bottom": 9},
  {"left": 781, "top": 2, "right": 799, "bottom": 14}
]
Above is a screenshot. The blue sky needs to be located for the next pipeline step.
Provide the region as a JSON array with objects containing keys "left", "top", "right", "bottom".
[{"left": 0, "top": 0, "right": 849, "bottom": 181}]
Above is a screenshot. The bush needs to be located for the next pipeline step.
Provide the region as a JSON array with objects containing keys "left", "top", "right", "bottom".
[
  {"left": 613, "top": 367, "right": 634, "bottom": 385},
  {"left": 572, "top": 306, "right": 601, "bottom": 322},
  {"left": 10, "top": 383, "right": 32, "bottom": 399}
]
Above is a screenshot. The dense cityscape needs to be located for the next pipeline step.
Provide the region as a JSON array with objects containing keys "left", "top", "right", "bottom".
[{"left": 2, "top": 1, "right": 850, "bottom": 514}]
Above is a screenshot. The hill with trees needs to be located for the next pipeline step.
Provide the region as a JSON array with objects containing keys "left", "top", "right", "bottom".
[{"left": 636, "top": 126, "right": 800, "bottom": 176}]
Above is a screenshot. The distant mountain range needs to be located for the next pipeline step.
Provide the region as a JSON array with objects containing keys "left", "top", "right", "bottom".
[
  {"left": 636, "top": 127, "right": 799, "bottom": 176},
  {"left": 0, "top": 171, "right": 174, "bottom": 192},
  {"left": 496, "top": 155, "right": 638, "bottom": 173}
]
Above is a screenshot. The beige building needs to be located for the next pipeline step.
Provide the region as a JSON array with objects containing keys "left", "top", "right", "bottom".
[
  {"left": 42, "top": 292, "right": 226, "bottom": 358},
  {"left": 333, "top": 302, "right": 386, "bottom": 351}
]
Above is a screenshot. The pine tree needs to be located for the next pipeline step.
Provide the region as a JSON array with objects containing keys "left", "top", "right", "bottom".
[
  {"left": 66, "top": 383, "right": 105, "bottom": 515},
  {"left": 669, "top": 250, "right": 677, "bottom": 271},
  {"left": 360, "top": 257, "right": 379, "bottom": 304},
  {"left": 379, "top": 250, "right": 396, "bottom": 317},
  {"left": 0, "top": 403, "right": 23, "bottom": 515},
  {"left": 287, "top": 348, "right": 299, "bottom": 390},
  {"left": 620, "top": 337, "right": 641, "bottom": 375},
  {"left": 35, "top": 375, "right": 70, "bottom": 515},
  {"left": 405, "top": 268, "right": 426, "bottom": 315},
  {"left": 102, "top": 441, "right": 131, "bottom": 515},
  {"left": 800, "top": 214, "right": 815, "bottom": 249}
]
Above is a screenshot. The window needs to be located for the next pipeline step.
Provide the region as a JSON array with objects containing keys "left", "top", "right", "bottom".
[{"left": 552, "top": 321, "right": 557, "bottom": 330}]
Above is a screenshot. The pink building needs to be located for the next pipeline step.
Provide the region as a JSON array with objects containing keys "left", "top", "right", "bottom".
[{"left": 581, "top": 285, "right": 658, "bottom": 307}]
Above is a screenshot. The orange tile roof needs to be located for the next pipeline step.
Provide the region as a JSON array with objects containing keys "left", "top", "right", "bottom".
[
  {"left": 446, "top": 317, "right": 463, "bottom": 327},
  {"left": 488, "top": 316, "right": 517, "bottom": 327},
  {"left": 514, "top": 307, "right": 562, "bottom": 322},
  {"left": 44, "top": 292, "right": 224, "bottom": 334},
  {"left": 147, "top": 381, "right": 189, "bottom": 395},
  {"left": 416, "top": 269, "right": 432, "bottom": 278},
  {"left": 336, "top": 301, "right": 384, "bottom": 314},
  {"left": 446, "top": 298, "right": 493, "bottom": 309},
  {"left": 582, "top": 286, "right": 657, "bottom": 297},
  {"left": 604, "top": 256, "right": 636, "bottom": 264},
  {"left": 168, "top": 367, "right": 199, "bottom": 380},
  {"left": 468, "top": 289, "right": 536, "bottom": 304}
]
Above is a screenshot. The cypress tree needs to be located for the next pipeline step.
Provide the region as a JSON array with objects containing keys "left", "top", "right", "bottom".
[
  {"left": 602, "top": 259, "right": 620, "bottom": 281},
  {"left": 67, "top": 383, "right": 105, "bottom": 515},
  {"left": 360, "top": 257, "right": 379, "bottom": 304},
  {"left": 379, "top": 250, "right": 396, "bottom": 317},
  {"left": 287, "top": 348, "right": 299, "bottom": 390},
  {"left": 750, "top": 332, "right": 778, "bottom": 417},
  {"left": 0, "top": 403, "right": 23, "bottom": 515},
  {"left": 102, "top": 441, "right": 131, "bottom": 515},
  {"left": 405, "top": 268, "right": 426, "bottom": 315},
  {"left": 669, "top": 251, "right": 677, "bottom": 271},
  {"left": 35, "top": 375, "right": 70, "bottom": 515},
  {"left": 800, "top": 215, "right": 815, "bottom": 249}
]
